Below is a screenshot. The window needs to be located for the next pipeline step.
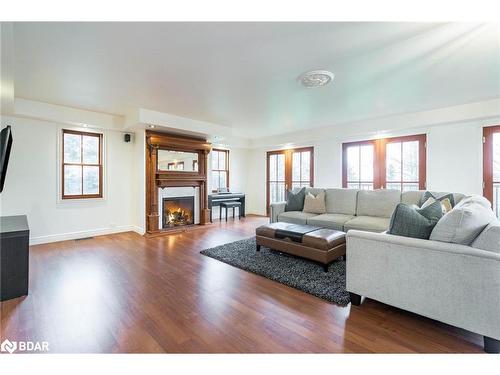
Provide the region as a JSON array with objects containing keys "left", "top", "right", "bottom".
[
  {"left": 211, "top": 149, "right": 229, "bottom": 192},
  {"left": 266, "top": 147, "right": 314, "bottom": 213},
  {"left": 342, "top": 134, "right": 426, "bottom": 191},
  {"left": 483, "top": 125, "right": 500, "bottom": 218},
  {"left": 62, "top": 129, "right": 103, "bottom": 199},
  {"left": 167, "top": 161, "right": 184, "bottom": 171}
]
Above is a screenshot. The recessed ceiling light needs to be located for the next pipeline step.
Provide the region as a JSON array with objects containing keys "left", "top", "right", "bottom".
[
  {"left": 149, "top": 125, "right": 156, "bottom": 129},
  {"left": 298, "top": 70, "right": 334, "bottom": 88}
]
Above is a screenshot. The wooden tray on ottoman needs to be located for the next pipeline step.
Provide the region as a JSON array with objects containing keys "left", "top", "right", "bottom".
[{"left": 255, "top": 222, "right": 346, "bottom": 271}]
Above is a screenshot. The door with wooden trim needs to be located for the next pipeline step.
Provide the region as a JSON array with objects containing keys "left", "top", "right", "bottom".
[
  {"left": 266, "top": 147, "right": 314, "bottom": 214},
  {"left": 342, "top": 134, "right": 426, "bottom": 191},
  {"left": 483, "top": 125, "right": 500, "bottom": 218}
]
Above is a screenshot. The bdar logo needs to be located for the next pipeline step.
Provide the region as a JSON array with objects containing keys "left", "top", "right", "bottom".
[{"left": 1, "top": 339, "right": 17, "bottom": 354}]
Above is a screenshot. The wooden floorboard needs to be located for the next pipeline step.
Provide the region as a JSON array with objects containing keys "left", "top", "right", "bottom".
[{"left": 0, "top": 216, "right": 484, "bottom": 353}]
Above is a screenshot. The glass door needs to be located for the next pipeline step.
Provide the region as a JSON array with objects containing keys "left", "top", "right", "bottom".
[
  {"left": 291, "top": 149, "right": 312, "bottom": 189},
  {"left": 266, "top": 147, "right": 314, "bottom": 214},
  {"left": 383, "top": 135, "right": 426, "bottom": 191},
  {"left": 268, "top": 152, "right": 286, "bottom": 207},
  {"left": 484, "top": 126, "right": 500, "bottom": 218},
  {"left": 342, "top": 134, "right": 426, "bottom": 191},
  {"left": 343, "top": 142, "right": 375, "bottom": 190}
]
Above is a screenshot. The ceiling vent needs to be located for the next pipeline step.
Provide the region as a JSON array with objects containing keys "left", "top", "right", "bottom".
[{"left": 298, "top": 70, "right": 334, "bottom": 88}]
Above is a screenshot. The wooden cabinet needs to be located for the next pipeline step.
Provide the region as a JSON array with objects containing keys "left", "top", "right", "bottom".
[{"left": 1, "top": 215, "right": 29, "bottom": 301}]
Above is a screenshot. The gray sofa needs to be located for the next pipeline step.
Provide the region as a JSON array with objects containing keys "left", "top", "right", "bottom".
[
  {"left": 270, "top": 188, "right": 500, "bottom": 353},
  {"left": 270, "top": 188, "right": 465, "bottom": 233},
  {"left": 346, "top": 229, "right": 500, "bottom": 353}
]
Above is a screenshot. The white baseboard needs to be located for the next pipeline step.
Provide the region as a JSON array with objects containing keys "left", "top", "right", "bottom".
[{"left": 30, "top": 225, "right": 145, "bottom": 245}]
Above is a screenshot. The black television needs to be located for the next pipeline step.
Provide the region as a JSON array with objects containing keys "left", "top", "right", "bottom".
[{"left": 0, "top": 125, "right": 13, "bottom": 193}]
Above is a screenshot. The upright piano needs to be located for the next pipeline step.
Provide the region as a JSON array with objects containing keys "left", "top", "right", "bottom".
[{"left": 208, "top": 192, "right": 245, "bottom": 222}]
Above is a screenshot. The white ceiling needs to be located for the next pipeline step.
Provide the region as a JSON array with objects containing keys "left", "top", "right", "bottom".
[{"left": 12, "top": 22, "right": 500, "bottom": 139}]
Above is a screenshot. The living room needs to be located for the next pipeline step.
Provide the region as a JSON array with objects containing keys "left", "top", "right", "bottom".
[{"left": 1, "top": 2, "right": 500, "bottom": 373}]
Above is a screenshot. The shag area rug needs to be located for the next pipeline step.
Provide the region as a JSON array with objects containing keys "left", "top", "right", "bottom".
[{"left": 200, "top": 237, "right": 350, "bottom": 305}]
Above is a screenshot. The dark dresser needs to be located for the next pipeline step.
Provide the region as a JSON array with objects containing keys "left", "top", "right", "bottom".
[{"left": 0, "top": 215, "right": 29, "bottom": 301}]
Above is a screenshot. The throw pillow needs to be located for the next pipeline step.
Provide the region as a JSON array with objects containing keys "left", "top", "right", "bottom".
[
  {"left": 303, "top": 191, "right": 326, "bottom": 214},
  {"left": 471, "top": 219, "right": 500, "bottom": 254},
  {"left": 285, "top": 187, "right": 306, "bottom": 212},
  {"left": 454, "top": 195, "right": 491, "bottom": 210},
  {"left": 388, "top": 201, "right": 444, "bottom": 239},
  {"left": 420, "top": 191, "right": 456, "bottom": 208},
  {"left": 429, "top": 196, "right": 497, "bottom": 245},
  {"left": 421, "top": 196, "right": 453, "bottom": 214}
]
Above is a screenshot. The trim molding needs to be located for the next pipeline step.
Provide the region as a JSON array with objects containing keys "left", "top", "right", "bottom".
[{"left": 30, "top": 225, "right": 145, "bottom": 245}]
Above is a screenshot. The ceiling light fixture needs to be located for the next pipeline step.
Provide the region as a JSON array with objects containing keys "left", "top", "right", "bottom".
[
  {"left": 298, "top": 70, "right": 334, "bottom": 88},
  {"left": 149, "top": 125, "right": 156, "bottom": 129}
]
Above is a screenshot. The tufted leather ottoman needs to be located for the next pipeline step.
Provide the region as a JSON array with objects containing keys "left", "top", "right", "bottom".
[{"left": 255, "top": 222, "right": 346, "bottom": 271}]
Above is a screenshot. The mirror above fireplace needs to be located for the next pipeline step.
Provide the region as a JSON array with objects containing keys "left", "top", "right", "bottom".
[{"left": 157, "top": 150, "right": 199, "bottom": 172}]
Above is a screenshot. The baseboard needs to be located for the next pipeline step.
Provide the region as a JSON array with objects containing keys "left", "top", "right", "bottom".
[{"left": 30, "top": 225, "right": 144, "bottom": 245}]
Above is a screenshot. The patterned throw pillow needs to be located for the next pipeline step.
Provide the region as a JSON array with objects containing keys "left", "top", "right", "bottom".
[
  {"left": 285, "top": 187, "right": 306, "bottom": 212},
  {"left": 303, "top": 191, "right": 326, "bottom": 214},
  {"left": 419, "top": 191, "right": 455, "bottom": 208},
  {"left": 388, "top": 201, "right": 444, "bottom": 239},
  {"left": 421, "top": 196, "right": 453, "bottom": 214}
]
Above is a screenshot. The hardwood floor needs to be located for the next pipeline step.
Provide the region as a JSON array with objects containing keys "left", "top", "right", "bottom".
[{"left": 0, "top": 216, "right": 483, "bottom": 353}]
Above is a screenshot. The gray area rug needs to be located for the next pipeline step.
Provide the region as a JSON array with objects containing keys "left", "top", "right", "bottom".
[{"left": 200, "top": 237, "right": 350, "bottom": 306}]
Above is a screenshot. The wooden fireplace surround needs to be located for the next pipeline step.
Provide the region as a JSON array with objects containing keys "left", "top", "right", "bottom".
[{"left": 145, "top": 130, "right": 212, "bottom": 234}]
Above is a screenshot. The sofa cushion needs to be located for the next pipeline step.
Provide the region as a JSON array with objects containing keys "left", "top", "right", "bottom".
[
  {"left": 285, "top": 187, "right": 305, "bottom": 212},
  {"left": 325, "top": 188, "right": 358, "bottom": 215},
  {"left": 388, "top": 201, "right": 444, "bottom": 239},
  {"left": 306, "top": 213, "right": 354, "bottom": 231},
  {"left": 277, "top": 211, "right": 319, "bottom": 225},
  {"left": 472, "top": 220, "right": 500, "bottom": 254},
  {"left": 356, "top": 189, "right": 401, "bottom": 218},
  {"left": 430, "top": 196, "right": 497, "bottom": 245},
  {"left": 303, "top": 191, "right": 326, "bottom": 214},
  {"left": 401, "top": 190, "right": 424, "bottom": 206},
  {"left": 344, "top": 216, "right": 391, "bottom": 233}
]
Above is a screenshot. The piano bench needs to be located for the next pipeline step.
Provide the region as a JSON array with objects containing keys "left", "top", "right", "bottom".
[{"left": 220, "top": 202, "right": 242, "bottom": 221}]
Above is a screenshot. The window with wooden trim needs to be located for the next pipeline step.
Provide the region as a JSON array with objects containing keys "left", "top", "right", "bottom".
[
  {"left": 211, "top": 149, "right": 229, "bottom": 192},
  {"left": 62, "top": 129, "right": 103, "bottom": 199},
  {"left": 483, "top": 125, "right": 500, "bottom": 218},
  {"left": 342, "top": 134, "right": 426, "bottom": 191}
]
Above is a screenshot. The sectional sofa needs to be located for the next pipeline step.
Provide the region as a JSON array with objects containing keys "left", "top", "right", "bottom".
[
  {"left": 270, "top": 187, "right": 465, "bottom": 232},
  {"left": 269, "top": 188, "right": 500, "bottom": 353}
]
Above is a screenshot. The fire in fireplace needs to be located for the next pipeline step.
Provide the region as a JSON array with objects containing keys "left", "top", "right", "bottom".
[{"left": 162, "top": 196, "right": 195, "bottom": 228}]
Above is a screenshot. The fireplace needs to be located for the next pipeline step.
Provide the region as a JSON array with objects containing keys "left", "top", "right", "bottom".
[{"left": 162, "top": 196, "right": 195, "bottom": 228}]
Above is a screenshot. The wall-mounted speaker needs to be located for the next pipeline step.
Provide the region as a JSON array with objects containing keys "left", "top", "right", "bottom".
[{"left": 124, "top": 133, "right": 131, "bottom": 143}]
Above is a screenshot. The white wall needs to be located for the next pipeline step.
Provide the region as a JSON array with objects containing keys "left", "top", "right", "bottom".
[{"left": 0, "top": 116, "right": 138, "bottom": 244}]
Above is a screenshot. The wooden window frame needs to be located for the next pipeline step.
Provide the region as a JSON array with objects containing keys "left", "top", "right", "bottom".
[
  {"left": 342, "top": 134, "right": 426, "bottom": 190},
  {"left": 211, "top": 148, "right": 230, "bottom": 192},
  {"left": 62, "top": 129, "right": 103, "bottom": 199},
  {"left": 266, "top": 146, "right": 314, "bottom": 214},
  {"left": 342, "top": 139, "right": 379, "bottom": 189},
  {"left": 483, "top": 125, "right": 500, "bottom": 210}
]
